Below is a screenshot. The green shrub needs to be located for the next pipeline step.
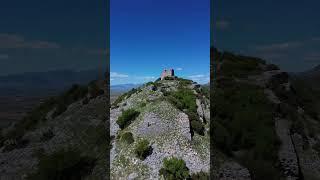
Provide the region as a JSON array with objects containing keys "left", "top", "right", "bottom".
[
  {"left": 121, "top": 132, "right": 134, "bottom": 144},
  {"left": 166, "top": 87, "right": 202, "bottom": 136},
  {"left": 146, "top": 81, "right": 154, "bottom": 86},
  {"left": 159, "top": 157, "right": 190, "bottom": 180},
  {"left": 27, "top": 149, "right": 96, "bottom": 180},
  {"left": 116, "top": 109, "right": 140, "bottom": 129},
  {"left": 190, "top": 120, "right": 204, "bottom": 136},
  {"left": 199, "top": 86, "right": 210, "bottom": 99},
  {"left": 134, "top": 139, "right": 152, "bottom": 160},
  {"left": 168, "top": 88, "right": 197, "bottom": 112},
  {"left": 187, "top": 111, "right": 200, "bottom": 122},
  {"left": 190, "top": 171, "right": 209, "bottom": 180}
]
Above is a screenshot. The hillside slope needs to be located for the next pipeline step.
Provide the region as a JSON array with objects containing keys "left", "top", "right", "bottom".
[
  {"left": 0, "top": 79, "right": 108, "bottom": 179},
  {"left": 212, "top": 48, "right": 320, "bottom": 180},
  {"left": 110, "top": 78, "right": 210, "bottom": 179}
]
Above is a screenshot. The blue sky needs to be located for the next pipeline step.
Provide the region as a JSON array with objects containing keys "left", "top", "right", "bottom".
[
  {"left": 110, "top": 0, "right": 210, "bottom": 85},
  {"left": 214, "top": 0, "right": 320, "bottom": 72},
  {"left": 0, "top": 0, "right": 107, "bottom": 75}
]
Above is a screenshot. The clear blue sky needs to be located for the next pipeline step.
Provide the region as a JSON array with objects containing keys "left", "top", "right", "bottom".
[
  {"left": 110, "top": 0, "right": 210, "bottom": 85},
  {"left": 214, "top": 0, "right": 320, "bottom": 72},
  {"left": 0, "top": 0, "right": 107, "bottom": 75}
]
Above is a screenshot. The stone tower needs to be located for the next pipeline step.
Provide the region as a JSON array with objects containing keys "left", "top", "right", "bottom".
[{"left": 160, "top": 69, "right": 175, "bottom": 80}]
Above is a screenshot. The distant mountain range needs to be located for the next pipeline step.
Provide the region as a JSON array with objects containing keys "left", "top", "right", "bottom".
[
  {"left": 0, "top": 69, "right": 103, "bottom": 96},
  {"left": 110, "top": 83, "right": 141, "bottom": 93}
]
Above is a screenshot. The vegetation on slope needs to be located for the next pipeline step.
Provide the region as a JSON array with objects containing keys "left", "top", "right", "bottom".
[
  {"left": 159, "top": 157, "right": 190, "bottom": 180},
  {"left": 3, "top": 81, "right": 106, "bottom": 143},
  {"left": 27, "top": 149, "right": 96, "bottom": 180},
  {"left": 166, "top": 86, "right": 205, "bottom": 136},
  {"left": 219, "top": 51, "right": 265, "bottom": 78},
  {"left": 116, "top": 109, "right": 140, "bottom": 129},
  {"left": 120, "top": 131, "right": 134, "bottom": 144},
  {"left": 112, "top": 88, "right": 141, "bottom": 108},
  {"left": 134, "top": 139, "right": 153, "bottom": 160},
  {"left": 213, "top": 50, "right": 281, "bottom": 179}
]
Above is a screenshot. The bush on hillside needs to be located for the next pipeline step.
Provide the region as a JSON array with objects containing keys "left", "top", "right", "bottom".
[
  {"left": 116, "top": 109, "right": 140, "bottom": 129},
  {"left": 190, "top": 120, "right": 205, "bottom": 136},
  {"left": 134, "top": 139, "right": 152, "bottom": 160},
  {"left": 27, "top": 149, "right": 96, "bottom": 180},
  {"left": 145, "top": 81, "right": 154, "bottom": 86},
  {"left": 168, "top": 88, "right": 197, "bottom": 112},
  {"left": 121, "top": 132, "right": 134, "bottom": 144},
  {"left": 159, "top": 157, "right": 190, "bottom": 180}
]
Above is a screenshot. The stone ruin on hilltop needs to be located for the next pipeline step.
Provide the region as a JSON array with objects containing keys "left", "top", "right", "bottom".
[{"left": 160, "top": 69, "right": 175, "bottom": 80}]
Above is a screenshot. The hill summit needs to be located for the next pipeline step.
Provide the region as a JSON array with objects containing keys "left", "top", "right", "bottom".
[
  {"left": 211, "top": 47, "right": 320, "bottom": 180},
  {"left": 110, "top": 77, "right": 210, "bottom": 179}
]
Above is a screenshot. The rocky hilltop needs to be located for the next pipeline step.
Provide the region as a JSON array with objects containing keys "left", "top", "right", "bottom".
[
  {"left": 211, "top": 47, "right": 320, "bottom": 180},
  {"left": 0, "top": 79, "right": 108, "bottom": 179},
  {"left": 110, "top": 77, "right": 210, "bottom": 179}
]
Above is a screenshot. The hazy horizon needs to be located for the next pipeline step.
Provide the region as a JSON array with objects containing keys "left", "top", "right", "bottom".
[
  {"left": 0, "top": 1, "right": 107, "bottom": 76},
  {"left": 214, "top": 0, "right": 320, "bottom": 72}
]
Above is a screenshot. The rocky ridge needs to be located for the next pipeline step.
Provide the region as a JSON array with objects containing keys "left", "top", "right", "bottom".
[
  {"left": 110, "top": 78, "right": 210, "bottom": 179},
  {"left": 212, "top": 48, "right": 320, "bottom": 180},
  {"left": 0, "top": 80, "right": 108, "bottom": 179}
]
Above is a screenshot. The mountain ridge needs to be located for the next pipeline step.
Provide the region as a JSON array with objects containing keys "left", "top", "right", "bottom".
[
  {"left": 110, "top": 77, "right": 210, "bottom": 179},
  {"left": 211, "top": 47, "right": 320, "bottom": 180}
]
